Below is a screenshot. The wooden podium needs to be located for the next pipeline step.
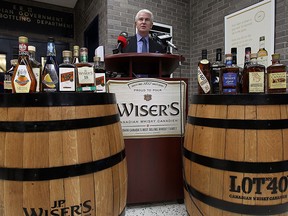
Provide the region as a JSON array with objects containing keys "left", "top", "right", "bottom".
[
  {"left": 105, "top": 53, "right": 184, "bottom": 77},
  {"left": 105, "top": 53, "right": 185, "bottom": 204}
]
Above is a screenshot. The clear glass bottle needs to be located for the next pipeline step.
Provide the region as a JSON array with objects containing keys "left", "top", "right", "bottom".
[
  {"left": 28, "top": 45, "right": 41, "bottom": 92},
  {"left": 4, "top": 59, "right": 18, "bottom": 93},
  {"left": 211, "top": 48, "right": 225, "bottom": 94},
  {"left": 12, "top": 36, "right": 36, "bottom": 93},
  {"left": 94, "top": 56, "right": 106, "bottom": 93},
  {"left": 220, "top": 51, "right": 240, "bottom": 94},
  {"left": 242, "top": 53, "right": 265, "bottom": 94},
  {"left": 41, "top": 37, "right": 59, "bottom": 92},
  {"left": 75, "top": 47, "right": 95, "bottom": 92},
  {"left": 72, "top": 45, "right": 80, "bottom": 64},
  {"left": 257, "top": 36, "right": 268, "bottom": 68},
  {"left": 267, "top": 53, "right": 287, "bottom": 93},
  {"left": 197, "top": 49, "right": 211, "bottom": 94},
  {"left": 59, "top": 50, "right": 76, "bottom": 92}
]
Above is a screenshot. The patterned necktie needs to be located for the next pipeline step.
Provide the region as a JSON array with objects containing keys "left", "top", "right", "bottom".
[{"left": 141, "top": 37, "right": 147, "bottom": 53}]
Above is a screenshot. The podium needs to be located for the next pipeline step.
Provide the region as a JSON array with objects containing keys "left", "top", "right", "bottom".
[
  {"left": 105, "top": 53, "right": 184, "bottom": 77},
  {"left": 105, "top": 53, "right": 186, "bottom": 204}
]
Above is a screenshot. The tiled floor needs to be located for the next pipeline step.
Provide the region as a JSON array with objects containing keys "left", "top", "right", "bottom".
[{"left": 126, "top": 202, "right": 188, "bottom": 216}]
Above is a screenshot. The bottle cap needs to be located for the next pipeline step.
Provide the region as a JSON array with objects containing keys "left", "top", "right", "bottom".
[
  {"left": 250, "top": 53, "right": 257, "bottom": 59},
  {"left": 48, "top": 37, "right": 55, "bottom": 42},
  {"left": 231, "top": 47, "right": 237, "bottom": 54},
  {"left": 272, "top": 53, "right": 280, "bottom": 60},
  {"left": 216, "top": 48, "right": 222, "bottom": 53},
  {"left": 28, "top": 46, "right": 36, "bottom": 52},
  {"left": 80, "top": 47, "right": 88, "bottom": 55},
  {"left": 62, "top": 50, "right": 72, "bottom": 57},
  {"left": 19, "top": 36, "right": 28, "bottom": 43},
  {"left": 73, "top": 45, "right": 79, "bottom": 50},
  {"left": 93, "top": 56, "right": 100, "bottom": 62}
]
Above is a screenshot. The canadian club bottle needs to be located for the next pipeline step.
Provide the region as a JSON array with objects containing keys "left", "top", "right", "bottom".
[
  {"left": 267, "top": 53, "right": 287, "bottom": 93},
  {"left": 41, "top": 37, "right": 59, "bottom": 92},
  {"left": 12, "top": 36, "right": 36, "bottom": 93},
  {"left": 59, "top": 50, "right": 76, "bottom": 92},
  {"left": 197, "top": 49, "right": 211, "bottom": 94},
  {"left": 75, "top": 47, "right": 95, "bottom": 92},
  {"left": 211, "top": 48, "right": 225, "bottom": 94}
]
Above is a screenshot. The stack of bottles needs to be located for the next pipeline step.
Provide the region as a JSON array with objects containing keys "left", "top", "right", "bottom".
[
  {"left": 197, "top": 37, "right": 287, "bottom": 95},
  {"left": 2, "top": 36, "right": 106, "bottom": 94}
]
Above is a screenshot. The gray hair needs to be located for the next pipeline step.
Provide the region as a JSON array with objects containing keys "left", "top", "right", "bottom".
[{"left": 135, "top": 9, "right": 154, "bottom": 22}]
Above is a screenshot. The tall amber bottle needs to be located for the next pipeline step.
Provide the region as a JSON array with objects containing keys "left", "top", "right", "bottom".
[{"left": 12, "top": 36, "right": 36, "bottom": 93}]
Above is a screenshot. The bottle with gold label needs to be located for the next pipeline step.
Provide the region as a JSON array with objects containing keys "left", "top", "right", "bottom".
[
  {"left": 28, "top": 46, "right": 41, "bottom": 92},
  {"left": 267, "top": 53, "right": 287, "bottom": 93},
  {"left": 75, "top": 47, "right": 95, "bottom": 92},
  {"left": 59, "top": 50, "right": 76, "bottom": 92},
  {"left": 12, "top": 36, "right": 36, "bottom": 93},
  {"left": 41, "top": 37, "right": 59, "bottom": 92}
]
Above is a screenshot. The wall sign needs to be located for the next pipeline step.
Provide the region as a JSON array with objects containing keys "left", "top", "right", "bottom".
[
  {"left": 225, "top": 0, "right": 275, "bottom": 68},
  {"left": 107, "top": 78, "right": 186, "bottom": 138},
  {"left": 0, "top": 2, "right": 74, "bottom": 38}
]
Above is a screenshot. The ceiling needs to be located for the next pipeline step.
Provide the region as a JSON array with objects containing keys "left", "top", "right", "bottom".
[{"left": 33, "top": 0, "right": 78, "bottom": 8}]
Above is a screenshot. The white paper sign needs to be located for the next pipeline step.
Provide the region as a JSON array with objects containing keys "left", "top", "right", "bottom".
[
  {"left": 225, "top": 0, "right": 275, "bottom": 68},
  {"left": 107, "top": 78, "right": 186, "bottom": 138}
]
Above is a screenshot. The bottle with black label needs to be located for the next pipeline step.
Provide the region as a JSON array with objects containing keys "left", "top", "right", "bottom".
[{"left": 211, "top": 48, "right": 225, "bottom": 94}]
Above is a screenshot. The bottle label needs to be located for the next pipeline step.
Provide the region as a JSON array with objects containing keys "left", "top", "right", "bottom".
[
  {"left": 42, "top": 64, "right": 58, "bottom": 92},
  {"left": 13, "top": 65, "right": 31, "bottom": 93},
  {"left": 249, "top": 71, "right": 265, "bottom": 93},
  {"left": 95, "top": 73, "right": 106, "bottom": 92},
  {"left": 59, "top": 68, "right": 76, "bottom": 91},
  {"left": 77, "top": 86, "right": 96, "bottom": 91},
  {"left": 197, "top": 66, "right": 210, "bottom": 93},
  {"left": 257, "top": 55, "right": 268, "bottom": 68},
  {"left": 223, "top": 72, "right": 237, "bottom": 87},
  {"left": 268, "top": 72, "right": 287, "bottom": 89},
  {"left": 78, "top": 67, "right": 94, "bottom": 84},
  {"left": 32, "top": 67, "right": 40, "bottom": 92}
]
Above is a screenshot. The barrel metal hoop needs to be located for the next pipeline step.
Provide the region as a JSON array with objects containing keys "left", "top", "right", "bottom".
[
  {"left": 0, "top": 114, "right": 120, "bottom": 132},
  {"left": 183, "top": 180, "right": 288, "bottom": 215},
  {"left": 183, "top": 147, "right": 288, "bottom": 173},
  {"left": 0, "top": 149, "right": 126, "bottom": 181},
  {"left": 187, "top": 116, "right": 288, "bottom": 129}
]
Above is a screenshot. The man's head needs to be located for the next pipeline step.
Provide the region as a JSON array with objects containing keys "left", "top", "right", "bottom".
[{"left": 135, "top": 9, "right": 154, "bottom": 37}]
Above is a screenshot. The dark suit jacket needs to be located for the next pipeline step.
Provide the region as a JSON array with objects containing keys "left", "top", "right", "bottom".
[{"left": 122, "top": 35, "right": 166, "bottom": 53}]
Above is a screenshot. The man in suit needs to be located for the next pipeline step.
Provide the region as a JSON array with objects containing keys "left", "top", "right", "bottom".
[{"left": 122, "top": 9, "right": 166, "bottom": 53}]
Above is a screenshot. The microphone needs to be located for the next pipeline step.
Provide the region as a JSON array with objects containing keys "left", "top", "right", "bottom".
[
  {"left": 153, "top": 33, "right": 178, "bottom": 51},
  {"left": 113, "top": 32, "right": 128, "bottom": 54}
]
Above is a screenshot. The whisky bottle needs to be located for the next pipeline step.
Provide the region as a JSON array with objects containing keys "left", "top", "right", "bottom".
[
  {"left": 94, "top": 56, "right": 106, "bottom": 93},
  {"left": 211, "top": 48, "right": 225, "bottom": 94},
  {"left": 267, "top": 53, "right": 287, "bottom": 93},
  {"left": 257, "top": 36, "right": 268, "bottom": 68},
  {"left": 4, "top": 59, "right": 18, "bottom": 93},
  {"left": 59, "top": 50, "right": 76, "bottom": 92},
  {"left": 240, "top": 47, "right": 251, "bottom": 93},
  {"left": 12, "top": 36, "right": 36, "bottom": 93},
  {"left": 242, "top": 53, "right": 265, "bottom": 94},
  {"left": 75, "top": 47, "right": 95, "bottom": 92},
  {"left": 220, "top": 50, "right": 239, "bottom": 94},
  {"left": 197, "top": 49, "right": 211, "bottom": 94},
  {"left": 72, "top": 45, "right": 80, "bottom": 64},
  {"left": 41, "top": 37, "right": 59, "bottom": 92},
  {"left": 28, "top": 46, "right": 41, "bottom": 92}
]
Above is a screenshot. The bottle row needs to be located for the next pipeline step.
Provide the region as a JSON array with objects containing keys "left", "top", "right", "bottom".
[
  {"left": 2, "top": 36, "right": 106, "bottom": 94},
  {"left": 197, "top": 47, "right": 287, "bottom": 95}
]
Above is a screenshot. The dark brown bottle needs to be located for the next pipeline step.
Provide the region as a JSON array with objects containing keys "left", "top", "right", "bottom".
[
  {"left": 267, "top": 53, "right": 287, "bottom": 93},
  {"left": 197, "top": 49, "right": 211, "bottom": 94},
  {"left": 211, "top": 48, "right": 225, "bottom": 94}
]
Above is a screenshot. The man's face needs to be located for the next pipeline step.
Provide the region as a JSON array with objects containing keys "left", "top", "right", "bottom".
[{"left": 135, "top": 12, "right": 153, "bottom": 36}]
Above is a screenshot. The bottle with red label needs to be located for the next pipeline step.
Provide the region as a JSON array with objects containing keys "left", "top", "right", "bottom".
[{"left": 12, "top": 36, "right": 36, "bottom": 93}]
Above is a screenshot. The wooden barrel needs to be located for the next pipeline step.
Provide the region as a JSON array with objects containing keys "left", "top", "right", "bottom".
[
  {"left": 183, "top": 94, "right": 288, "bottom": 216},
  {"left": 0, "top": 93, "right": 127, "bottom": 216}
]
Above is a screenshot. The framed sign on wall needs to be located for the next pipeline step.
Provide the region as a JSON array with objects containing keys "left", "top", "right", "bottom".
[{"left": 225, "top": 0, "right": 275, "bottom": 68}]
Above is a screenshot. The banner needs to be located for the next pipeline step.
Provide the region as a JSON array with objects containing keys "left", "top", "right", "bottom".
[{"left": 107, "top": 78, "right": 186, "bottom": 138}]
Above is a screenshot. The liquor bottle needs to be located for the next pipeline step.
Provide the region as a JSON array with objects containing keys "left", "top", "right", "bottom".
[
  {"left": 211, "top": 48, "right": 225, "bottom": 94},
  {"left": 59, "top": 50, "right": 76, "bottom": 92},
  {"left": 267, "top": 53, "right": 287, "bottom": 93},
  {"left": 41, "top": 37, "right": 59, "bottom": 92},
  {"left": 257, "top": 36, "right": 268, "bottom": 68},
  {"left": 94, "top": 56, "right": 106, "bottom": 93},
  {"left": 75, "top": 47, "right": 95, "bottom": 92},
  {"left": 12, "top": 36, "right": 36, "bottom": 93},
  {"left": 220, "top": 50, "right": 240, "bottom": 94},
  {"left": 4, "top": 59, "right": 18, "bottom": 93},
  {"left": 28, "top": 46, "right": 41, "bottom": 92},
  {"left": 242, "top": 53, "right": 265, "bottom": 94},
  {"left": 72, "top": 45, "right": 80, "bottom": 64},
  {"left": 240, "top": 47, "right": 251, "bottom": 93},
  {"left": 197, "top": 49, "right": 211, "bottom": 94}
]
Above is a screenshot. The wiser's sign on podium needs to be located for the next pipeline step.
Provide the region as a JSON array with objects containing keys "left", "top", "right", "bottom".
[{"left": 107, "top": 78, "right": 186, "bottom": 138}]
